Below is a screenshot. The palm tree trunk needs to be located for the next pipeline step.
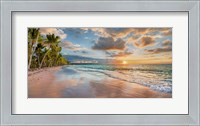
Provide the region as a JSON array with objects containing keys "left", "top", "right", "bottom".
[
  {"left": 37, "top": 55, "right": 40, "bottom": 67},
  {"left": 39, "top": 49, "right": 50, "bottom": 68},
  {"left": 28, "top": 48, "right": 33, "bottom": 69},
  {"left": 28, "top": 34, "right": 39, "bottom": 69}
]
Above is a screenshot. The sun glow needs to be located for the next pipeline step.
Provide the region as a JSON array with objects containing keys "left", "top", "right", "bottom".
[{"left": 122, "top": 60, "right": 127, "bottom": 64}]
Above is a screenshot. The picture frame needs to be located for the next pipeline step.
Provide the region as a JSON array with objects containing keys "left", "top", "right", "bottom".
[{"left": 0, "top": 0, "right": 199, "bottom": 125}]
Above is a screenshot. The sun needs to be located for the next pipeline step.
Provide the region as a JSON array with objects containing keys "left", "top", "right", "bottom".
[{"left": 122, "top": 60, "right": 127, "bottom": 64}]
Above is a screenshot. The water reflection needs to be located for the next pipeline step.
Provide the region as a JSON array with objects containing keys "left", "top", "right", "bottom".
[{"left": 28, "top": 66, "right": 171, "bottom": 98}]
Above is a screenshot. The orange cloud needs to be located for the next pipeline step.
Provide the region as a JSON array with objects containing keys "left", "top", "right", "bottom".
[
  {"left": 145, "top": 46, "right": 172, "bottom": 54},
  {"left": 134, "top": 36, "right": 156, "bottom": 48},
  {"left": 156, "top": 28, "right": 172, "bottom": 36},
  {"left": 163, "top": 30, "right": 172, "bottom": 36},
  {"left": 162, "top": 40, "right": 172, "bottom": 47},
  {"left": 81, "top": 28, "right": 172, "bottom": 41}
]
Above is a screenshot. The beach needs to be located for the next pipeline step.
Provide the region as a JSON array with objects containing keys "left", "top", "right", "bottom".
[{"left": 28, "top": 65, "right": 172, "bottom": 98}]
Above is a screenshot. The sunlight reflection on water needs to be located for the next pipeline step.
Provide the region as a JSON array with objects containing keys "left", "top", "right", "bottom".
[{"left": 28, "top": 65, "right": 172, "bottom": 98}]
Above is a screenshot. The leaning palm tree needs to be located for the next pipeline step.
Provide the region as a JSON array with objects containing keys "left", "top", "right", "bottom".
[
  {"left": 28, "top": 28, "right": 40, "bottom": 69},
  {"left": 39, "top": 34, "right": 60, "bottom": 68},
  {"left": 35, "top": 43, "right": 45, "bottom": 67}
]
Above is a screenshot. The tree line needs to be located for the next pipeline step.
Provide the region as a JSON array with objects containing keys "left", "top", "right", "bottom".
[{"left": 28, "top": 28, "right": 69, "bottom": 70}]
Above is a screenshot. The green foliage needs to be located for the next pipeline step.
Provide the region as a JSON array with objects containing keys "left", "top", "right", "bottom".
[{"left": 28, "top": 28, "right": 69, "bottom": 69}]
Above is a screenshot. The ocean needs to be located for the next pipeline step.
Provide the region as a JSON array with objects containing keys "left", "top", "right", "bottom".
[{"left": 70, "top": 64, "right": 172, "bottom": 93}]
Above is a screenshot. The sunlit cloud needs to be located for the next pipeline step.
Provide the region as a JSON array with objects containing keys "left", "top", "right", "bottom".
[
  {"left": 81, "top": 28, "right": 110, "bottom": 37},
  {"left": 133, "top": 36, "right": 156, "bottom": 48},
  {"left": 162, "top": 39, "right": 172, "bottom": 47},
  {"left": 144, "top": 39, "right": 172, "bottom": 54},
  {"left": 59, "top": 41, "right": 86, "bottom": 51},
  {"left": 106, "top": 50, "right": 133, "bottom": 57},
  {"left": 145, "top": 46, "right": 172, "bottom": 54},
  {"left": 81, "top": 28, "right": 153, "bottom": 39},
  {"left": 39, "top": 28, "right": 67, "bottom": 40},
  {"left": 160, "top": 28, "right": 172, "bottom": 36}
]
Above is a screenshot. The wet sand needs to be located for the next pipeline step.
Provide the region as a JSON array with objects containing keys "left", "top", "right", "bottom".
[{"left": 28, "top": 66, "right": 172, "bottom": 98}]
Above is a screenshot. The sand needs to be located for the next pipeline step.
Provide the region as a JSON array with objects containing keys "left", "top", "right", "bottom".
[{"left": 28, "top": 66, "right": 172, "bottom": 98}]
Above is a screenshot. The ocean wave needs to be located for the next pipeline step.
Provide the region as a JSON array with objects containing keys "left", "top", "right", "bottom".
[
  {"left": 75, "top": 67, "right": 172, "bottom": 93},
  {"left": 74, "top": 64, "right": 172, "bottom": 76}
]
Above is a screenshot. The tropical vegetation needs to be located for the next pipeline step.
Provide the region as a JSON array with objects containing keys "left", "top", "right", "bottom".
[{"left": 28, "top": 28, "right": 69, "bottom": 70}]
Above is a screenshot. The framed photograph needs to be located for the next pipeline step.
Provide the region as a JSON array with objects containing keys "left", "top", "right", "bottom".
[
  {"left": 1, "top": 0, "right": 199, "bottom": 125},
  {"left": 27, "top": 27, "right": 173, "bottom": 98}
]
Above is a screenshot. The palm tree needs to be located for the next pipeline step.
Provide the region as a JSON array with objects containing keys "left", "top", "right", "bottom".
[
  {"left": 56, "top": 54, "right": 68, "bottom": 66},
  {"left": 28, "top": 28, "right": 40, "bottom": 69},
  {"left": 53, "top": 46, "right": 62, "bottom": 66},
  {"left": 35, "top": 43, "right": 45, "bottom": 67},
  {"left": 28, "top": 28, "right": 69, "bottom": 69},
  {"left": 39, "top": 34, "right": 60, "bottom": 68}
]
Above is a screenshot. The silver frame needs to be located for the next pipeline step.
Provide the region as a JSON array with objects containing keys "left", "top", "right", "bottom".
[{"left": 1, "top": 1, "right": 199, "bottom": 125}]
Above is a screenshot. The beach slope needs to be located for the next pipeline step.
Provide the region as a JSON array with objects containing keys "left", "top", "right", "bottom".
[{"left": 28, "top": 66, "right": 172, "bottom": 98}]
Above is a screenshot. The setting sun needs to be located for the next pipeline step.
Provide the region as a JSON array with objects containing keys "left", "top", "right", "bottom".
[{"left": 122, "top": 60, "right": 127, "bottom": 64}]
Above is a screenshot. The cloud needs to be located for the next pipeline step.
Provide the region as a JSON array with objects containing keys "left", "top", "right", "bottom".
[
  {"left": 81, "top": 28, "right": 153, "bottom": 39},
  {"left": 92, "top": 37, "right": 126, "bottom": 50},
  {"left": 127, "top": 34, "right": 141, "bottom": 43},
  {"left": 145, "top": 46, "right": 172, "bottom": 54},
  {"left": 114, "top": 28, "right": 170, "bottom": 38},
  {"left": 133, "top": 28, "right": 150, "bottom": 35},
  {"left": 104, "top": 28, "right": 133, "bottom": 38},
  {"left": 106, "top": 28, "right": 154, "bottom": 38},
  {"left": 159, "top": 28, "right": 172, "bottom": 36},
  {"left": 144, "top": 39, "right": 172, "bottom": 54},
  {"left": 81, "top": 50, "right": 88, "bottom": 53},
  {"left": 162, "top": 40, "right": 172, "bottom": 47},
  {"left": 134, "top": 36, "right": 156, "bottom": 48},
  {"left": 106, "top": 50, "right": 133, "bottom": 57},
  {"left": 127, "top": 29, "right": 169, "bottom": 48},
  {"left": 73, "top": 50, "right": 88, "bottom": 54},
  {"left": 39, "top": 28, "right": 67, "bottom": 40},
  {"left": 81, "top": 28, "right": 172, "bottom": 45},
  {"left": 148, "top": 28, "right": 171, "bottom": 34},
  {"left": 59, "top": 41, "right": 86, "bottom": 51},
  {"left": 81, "top": 28, "right": 110, "bottom": 37},
  {"left": 163, "top": 30, "right": 172, "bottom": 36},
  {"left": 137, "top": 28, "right": 172, "bottom": 37}
]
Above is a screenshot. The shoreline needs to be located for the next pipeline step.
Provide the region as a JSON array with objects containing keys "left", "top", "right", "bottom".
[
  {"left": 28, "top": 66, "right": 63, "bottom": 76},
  {"left": 28, "top": 66, "right": 172, "bottom": 98}
]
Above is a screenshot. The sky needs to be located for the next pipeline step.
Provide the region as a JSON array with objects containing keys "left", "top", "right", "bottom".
[{"left": 39, "top": 27, "right": 172, "bottom": 64}]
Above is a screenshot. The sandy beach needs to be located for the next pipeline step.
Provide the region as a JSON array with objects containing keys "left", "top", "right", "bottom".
[{"left": 28, "top": 65, "right": 171, "bottom": 98}]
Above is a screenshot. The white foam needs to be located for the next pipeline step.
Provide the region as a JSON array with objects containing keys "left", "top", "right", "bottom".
[{"left": 75, "top": 67, "right": 172, "bottom": 93}]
